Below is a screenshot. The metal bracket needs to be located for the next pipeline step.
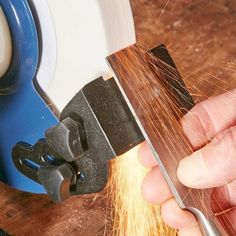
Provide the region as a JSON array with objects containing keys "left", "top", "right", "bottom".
[{"left": 12, "top": 76, "right": 144, "bottom": 202}]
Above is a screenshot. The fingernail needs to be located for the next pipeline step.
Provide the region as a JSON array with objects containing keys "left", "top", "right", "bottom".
[{"left": 177, "top": 151, "right": 208, "bottom": 188}]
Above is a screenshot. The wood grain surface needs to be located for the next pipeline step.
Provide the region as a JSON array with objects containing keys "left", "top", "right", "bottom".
[{"left": 1, "top": 0, "right": 236, "bottom": 235}]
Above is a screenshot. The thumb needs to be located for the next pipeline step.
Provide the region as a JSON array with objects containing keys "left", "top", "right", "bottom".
[{"left": 177, "top": 126, "right": 236, "bottom": 188}]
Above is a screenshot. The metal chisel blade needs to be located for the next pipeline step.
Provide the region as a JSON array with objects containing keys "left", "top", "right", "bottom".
[{"left": 107, "top": 44, "right": 232, "bottom": 235}]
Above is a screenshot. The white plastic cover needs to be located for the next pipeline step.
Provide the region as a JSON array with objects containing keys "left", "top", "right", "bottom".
[
  {"left": 0, "top": 7, "right": 12, "bottom": 78},
  {"left": 33, "top": 0, "right": 136, "bottom": 111}
]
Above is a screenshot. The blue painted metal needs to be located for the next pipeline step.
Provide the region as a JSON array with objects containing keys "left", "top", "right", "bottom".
[{"left": 0, "top": 0, "right": 58, "bottom": 193}]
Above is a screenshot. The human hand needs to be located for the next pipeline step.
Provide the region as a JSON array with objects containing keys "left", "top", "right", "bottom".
[{"left": 139, "top": 88, "right": 236, "bottom": 235}]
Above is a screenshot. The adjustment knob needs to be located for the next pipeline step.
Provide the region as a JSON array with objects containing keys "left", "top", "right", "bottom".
[
  {"left": 45, "top": 117, "right": 86, "bottom": 162},
  {"left": 38, "top": 163, "right": 76, "bottom": 202}
]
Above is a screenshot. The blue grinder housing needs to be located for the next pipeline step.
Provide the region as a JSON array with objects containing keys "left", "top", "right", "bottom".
[
  {"left": 0, "top": 1, "right": 144, "bottom": 201},
  {"left": 0, "top": 0, "right": 57, "bottom": 193}
]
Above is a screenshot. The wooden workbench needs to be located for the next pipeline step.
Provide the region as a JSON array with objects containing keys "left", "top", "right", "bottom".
[{"left": 1, "top": 1, "right": 236, "bottom": 235}]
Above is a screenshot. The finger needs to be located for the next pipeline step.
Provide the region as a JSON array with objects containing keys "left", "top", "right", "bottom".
[
  {"left": 142, "top": 165, "right": 201, "bottom": 233},
  {"left": 138, "top": 142, "right": 158, "bottom": 168},
  {"left": 226, "top": 179, "right": 236, "bottom": 206},
  {"left": 178, "top": 226, "right": 202, "bottom": 236},
  {"left": 142, "top": 166, "right": 172, "bottom": 204},
  {"left": 161, "top": 198, "right": 200, "bottom": 231},
  {"left": 177, "top": 126, "right": 236, "bottom": 188},
  {"left": 181, "top": 88, "right": 236, "bottom": 148}
]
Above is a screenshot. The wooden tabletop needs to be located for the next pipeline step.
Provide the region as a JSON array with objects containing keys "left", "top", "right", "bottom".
[{"left": 1, "top": 0, "right": 236, "bottom": 235}]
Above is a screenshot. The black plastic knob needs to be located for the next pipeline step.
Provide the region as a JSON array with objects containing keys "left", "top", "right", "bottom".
[
  {"left": 45, "top": 117, "right": 85, "bottom": 162},
  {"left": 37, "top": 163, "right": 76, "bottom": 202}
]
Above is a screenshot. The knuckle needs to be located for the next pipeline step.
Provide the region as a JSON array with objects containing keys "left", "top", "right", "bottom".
[{"left": 193, "top": 102, "right": 215, "bottom": 141}]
